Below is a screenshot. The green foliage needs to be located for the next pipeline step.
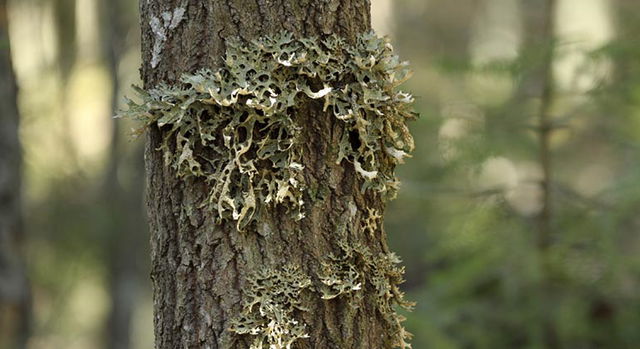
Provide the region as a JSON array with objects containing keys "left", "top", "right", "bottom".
[
  {"left": 119, "top": 32, "right": 415, "bottom": 230},
  {"left": 228, "top": 265, "right": 312, "bottom": 349},
  {"left": 389, "top": 20, "right": 640, "bottom": 349}
]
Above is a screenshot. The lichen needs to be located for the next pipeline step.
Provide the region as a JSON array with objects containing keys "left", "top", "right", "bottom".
[
  {"left": 369, "top": 252, "right": 414, "bottom": 349},
  {"left": 361, "top": 207, "right": 382, "bottom": 239},
  {"left": 318, "top": 238, "right": 414, "bottom": 348},
  {"left": 229, "top": 265, "right": 312, "bottom": 349},
  {"left": 318, "top": 240, "right": 365, "bottom": 301},
  {"left": 149, "top": 4, "right": 187, "bottom": 68},
  {"left": 119, "top": 31, "right": 415, "bottom": 229}
]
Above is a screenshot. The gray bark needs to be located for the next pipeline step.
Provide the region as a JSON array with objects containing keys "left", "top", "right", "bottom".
[{"left": 139, "top": 0, "right": 409, "bottom": 348}]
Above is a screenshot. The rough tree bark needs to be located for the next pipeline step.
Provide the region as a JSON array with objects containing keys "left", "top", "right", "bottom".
[
  {"left": 139, "top": 0, "right": 411, "bottom": 348},
  {"left": 0, "top": 0, "right": 31, "bottom": 347}
]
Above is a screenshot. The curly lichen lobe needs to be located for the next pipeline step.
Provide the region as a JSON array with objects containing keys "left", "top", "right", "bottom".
[
  {"left": 120, "top": 32, "right": 416, "bottom": 229},
  {"left": 229, "top": 266, "right": 312, "bottom": 349},
  {"left": 319, "top": 239, "right": 414, "bottom": 348}
]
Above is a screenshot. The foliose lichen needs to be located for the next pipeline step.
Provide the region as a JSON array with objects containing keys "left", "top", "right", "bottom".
[
  {"left": 228, "top": 265, "right": 312, "bottom": 349},
  {"left": 119, "top": 32, "right": 415, "bottom": 230},
  {"left": 361, "top": 207, "right": 382, "bottom": 239},
  {"left": 319, "top": 238, "right": 414, "bottom": 348},
  {"left": 319, "top": 239, "right": 366, "bottom": 301},
  {"left": 149, "top": 4, "right": 187, "bottom": 68}
]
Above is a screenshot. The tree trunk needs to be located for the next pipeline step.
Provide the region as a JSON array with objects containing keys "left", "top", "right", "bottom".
[
  {"left": 138, "top": 0, "right": 411, "bottom": 348},
  {"left": 0, "top": 0, "right": 31, "bottom": 347}
]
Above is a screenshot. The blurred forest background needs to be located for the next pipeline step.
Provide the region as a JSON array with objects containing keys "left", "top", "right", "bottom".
[{"left": 1, "top": 0, "right": 639, "bottom": 348}]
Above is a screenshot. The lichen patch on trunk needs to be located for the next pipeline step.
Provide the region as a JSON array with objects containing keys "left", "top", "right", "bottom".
[
  {"left": 120, "top": 32, "right": 416, "bottom": 230},
  {"left": 228, "top": 265, "right": 312, "bottom": 349},
  {"left": 149, "top": 4, "right": 187, "bottom": 68},
  {"left": 318, "top": 237, "right": 414, "bottom": 348}
]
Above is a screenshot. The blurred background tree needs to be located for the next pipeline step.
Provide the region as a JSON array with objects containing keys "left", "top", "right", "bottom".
[
  {"left": 6, "top": 0, "right": 149, "bottom": 347},
  {"left": 2, "top": 0, "right": 639, "bottom": 348},
  {"left": 1, "top": 0, "right": 31, "bottom": 347},
  {"left": 389, "top": 0, "right": 640, "bottom": 348}
]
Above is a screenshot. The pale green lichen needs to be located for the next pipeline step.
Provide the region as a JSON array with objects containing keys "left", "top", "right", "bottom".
[
  {"left": 362, "top": 207, "right": 382, "bottom": 239},
  {"left": 370, "top": 252, "right": 414, "bottom": 349},
  {"left": 319, "top": 240, "right": 365, "bottom": 301},
  {"left": 228, "top": 265, "right": 312, "bottom": 349},
  {"left": 119, "top": 32, "right": 415, "bottom": 229},
  {"left": 319, "top": 238, "right": 414, "bottom": 348}
]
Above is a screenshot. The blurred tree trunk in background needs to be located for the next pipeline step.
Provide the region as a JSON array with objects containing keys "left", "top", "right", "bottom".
[
  {"left": 514, "top": 0, "right": 557, "bottom": 106},
  {"left": 139, "top": 1, "right": 408, "bottom": 348},
  {"left": 52, "top": 0, "right": 79, "bottom": 170},
  {"left": 611, "top": 0, "right": 640, "bottom": 81},
  {"left": 518, "top": 1, "right": 556, "bottom": 246},
  {"left": 395, "top": 0, "right": 481, "bottom": 63},
  {"left": 421, "top": 0, "right": 481, "bottom": 62},
  {"left": 0, "top": 0, "right": 31, "bottom": 348},
  {"left": 517, "top": 0, "right": 558, "bottom": 347},
  {"left": 100, "top": 0, "right": 146, "bottom": 348}
]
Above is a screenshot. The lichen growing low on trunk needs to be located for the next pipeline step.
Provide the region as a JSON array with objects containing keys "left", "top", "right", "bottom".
[
  {"left": 228, "top": 265, "right": 312, "bottom": 349},
  {"left": 119, "top": 32, "right": 415, "bottom": 230},
  {"left": 318, "top": 238, "right": 414, "bottom": 348}
]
